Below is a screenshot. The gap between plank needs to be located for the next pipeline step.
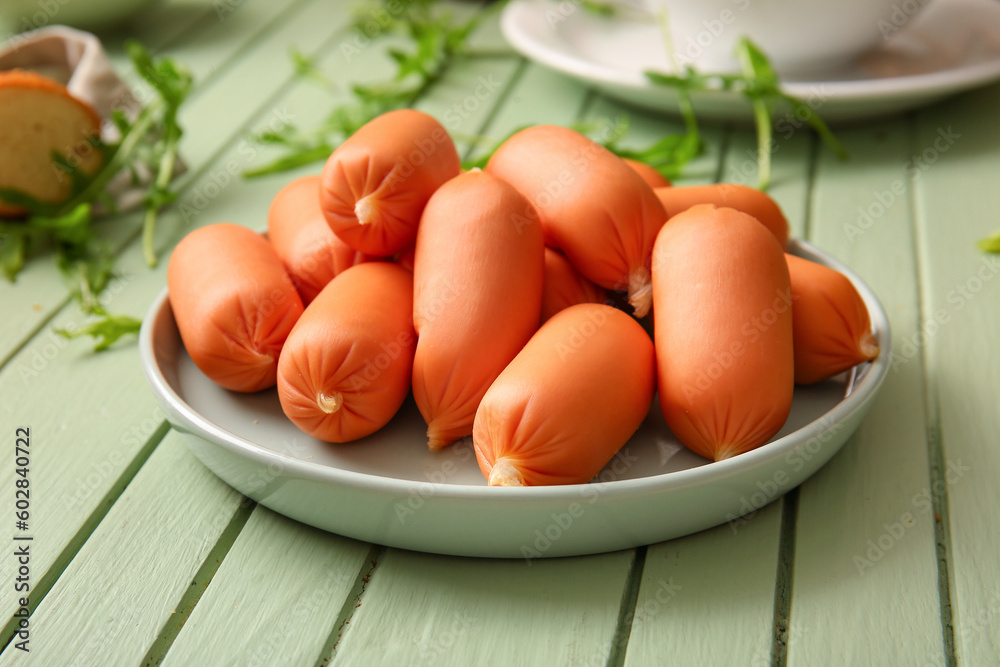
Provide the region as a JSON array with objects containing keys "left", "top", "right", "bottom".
[
  {"left": 139, "top": 499, "right": 257, "bottom": 666},
  {"left": 605, "top": 546, "right": 648, "bottom": 667},
  {"left": 178, "top": 0, "right": 325, "bottom": 103},
  {"left": 801, "top": 133, "right": 821, "bottom": 241},
  {"left": 0, "top": 420, "right": 171, "bottom": 654},
  {"left": 770, "top": 488, "right": 799, "bottom": 667},
  {"left": 460, "top": 57, "right": 529, "bottom": 163},
  {"left": 905, "top": 114, "right": 958, "bottom": 667},
  {"left": 766, "top": 128, "right": 819, "bottom": 667},
  {"left": 712, "top": 125, "right": 734, "bottom": 185},
  {"left": 314, "top": 544, "right": 384, "bottom": 666}
]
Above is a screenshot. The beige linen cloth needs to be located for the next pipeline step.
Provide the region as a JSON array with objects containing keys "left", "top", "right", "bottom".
[{"left": 0, "top": 26, "right": 183, "bottom": 211}]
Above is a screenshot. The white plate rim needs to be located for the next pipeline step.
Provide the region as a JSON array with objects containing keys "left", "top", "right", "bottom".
[
  {"left": 140, "top": 238, "right": 892, "bottom": 503},
  {"left": 500, "top": 0, "right": 1000, "bottom": 103}
]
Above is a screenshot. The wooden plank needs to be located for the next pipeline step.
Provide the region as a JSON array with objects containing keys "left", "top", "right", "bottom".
[
  {"left": 160, "top": 508, "right": 371, "bottom": 666},
  {"left": 330, "top": 550, "right": 636, "bottom": 666},
  {"left": 911, "top": 83, "right": 1000, "bottom": 666},
  {"left": 0, "top": 0, "right": 350, "bottom": 635},
  {"left": 624, "top": 505, "right": 783, "bottom": 667},
  {"left": 109, "top": 0, "right": 222, "bottom": 54},
  {"left": 620, "top": 122, "right": 806, "bottom": 667},
  {"left": 464, "top": 61, "right": 591, "bottom": 164},
  {"left": 0, "top": 434, "right": 244, "bottom": 665},
  {"left": 788, "top": 120, "right": 945, "bottom": 665}
]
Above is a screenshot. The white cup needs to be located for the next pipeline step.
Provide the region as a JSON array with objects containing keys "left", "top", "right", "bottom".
[{"left": 654, "top": 0, "right": 929, "bottom": 74}]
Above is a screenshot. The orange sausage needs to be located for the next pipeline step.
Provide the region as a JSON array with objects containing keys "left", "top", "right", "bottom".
[
  {"left": 394, "top": 243, "right": 416, "bottom": 273},
  {"left": 486, "top": 125, "right": 666, "bottom": 317},
  {"left": 319, "top": 109, "right": 461, "bottom": 256},
  {"left": 473, "top": 303, "right": 655, "bottom": 486},
  {"left": 652, "top": 205, "right": 793, "bottom": 461},
  {"left": 167, "top": 223, "right": 304, "bottom": 392},
  {"left": 623, "top": 158, "right": 672, "bottom": 189},
  {"left": 541, "top": 247, "right": 605, "bottom": 324},
  {"left": 412, "top": 170, "right": 544, "bottom": 450},
  {"left": 267, "top": 175, "right": 369, "bottom": 303},
  {"left": 654, "top": 184, "right": 789, "bottom": 247},
  {"left": 277, "top": 262, "right": 415, "bottom": 442},
  {"left": 786, "top": 254, "right": 879, "bottom": 384}
]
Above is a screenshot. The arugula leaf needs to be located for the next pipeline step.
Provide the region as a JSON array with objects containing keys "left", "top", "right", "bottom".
[
  {"left": 56, "top": 306, "right": 142, "bottom": 352},
  {"left": 0, "top": 43, "right": 191, "bottom": 351},
  {"left": 244, "top": 0, "right": 489, "bottom": 178},
  {"left": 978, "top": 229, "right": 1000, "bottom": 254},
  {"left": 290, "top": 47, "right": 333, "bottom": 89},
  {"left": 644, "top": 34, "right": 847, "bottom": 189},
  {"left": 0, "top": 232, "right": 27, "bottom": 282},
  {"left": 580, "top": 0, "right": 618, "bottom": 17},
  {"left": 127, "top": 40, "right": 192, "bottom": 268},
  {"left": 736, "top": 38, "right": 776, "bottom": 190}
]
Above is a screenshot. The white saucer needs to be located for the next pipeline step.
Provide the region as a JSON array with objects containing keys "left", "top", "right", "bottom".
[{"left": 501, "top": 0, "right": 1000, "bottom": 122}]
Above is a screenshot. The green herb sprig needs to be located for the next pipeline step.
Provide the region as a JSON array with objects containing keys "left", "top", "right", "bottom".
[
  {"left": 244, "top": 0, "right": 485, "bottom": 178},
  {"left": 645, "top": 37, "right": 847, "bottom": 190},
  {"left": 461, "top": 114, "right": 701, "bottom": 180},
  {"left": 0, "top": 41, "right": 191, "bottom": 350}
]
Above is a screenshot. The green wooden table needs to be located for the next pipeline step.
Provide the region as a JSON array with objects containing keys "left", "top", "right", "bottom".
[{"left": 2, "top": 0, "right": 998, "bottom": 664}]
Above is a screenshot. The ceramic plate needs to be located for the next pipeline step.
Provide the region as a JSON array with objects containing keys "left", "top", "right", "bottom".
[
  {"left": 140, "top": 240, "right": 891, "bottom": 559},
  {"left": 501, "top": 0, "right": 1000, "bottom": 122}
]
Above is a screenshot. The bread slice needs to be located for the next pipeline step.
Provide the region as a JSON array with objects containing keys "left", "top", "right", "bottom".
[{"left": 0, "top": 69, "right": 103, "bottom": 217}]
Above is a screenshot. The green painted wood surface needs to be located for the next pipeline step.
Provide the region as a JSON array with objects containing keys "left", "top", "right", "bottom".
[
  {"left": 0, "top": 433, "right": 244, "bottom": 665},
  {"left": 330, "top": 550, "right": 637, "bottom": 666},
  {"left": 1, "top": 0, "right": 998, "bottom": 664},
  {"left": 623, "top": 504, "right": 783, "bottom": 667},
  {"left": 161, "top": 507, "right": 371, "bottom": 666},
  {"left": 788, "top": 122, "right": 946, "bottom": 665},
  {"left": 912, "top": 85, "right": 1000, "bottom": 666},
  {"left": 617, "top": 121, "right": 812, "bottom": 667}
]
